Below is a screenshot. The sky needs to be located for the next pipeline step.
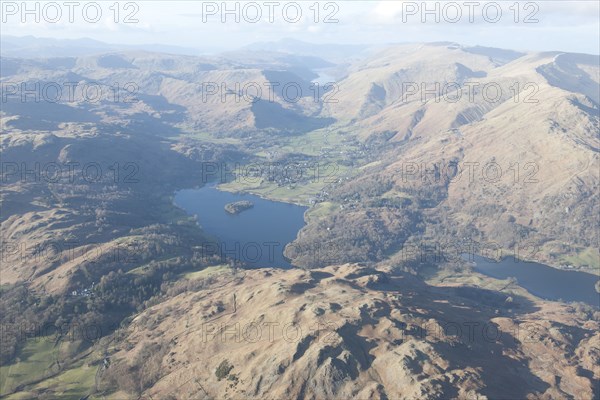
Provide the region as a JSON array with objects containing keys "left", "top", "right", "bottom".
[{"left": 1, "top": 1, "right": 599, "bottom": 54}]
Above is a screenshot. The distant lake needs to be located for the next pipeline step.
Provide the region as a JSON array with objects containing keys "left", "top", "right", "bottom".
[
  {"left": 467, "top": 254, "right": 599, "bottom": 307},
  {"left": 312, "top": 69, "right": 337, "bottom": 85},
  {"left": 174, "top": 185, "right": 307, "bottom": 269}
]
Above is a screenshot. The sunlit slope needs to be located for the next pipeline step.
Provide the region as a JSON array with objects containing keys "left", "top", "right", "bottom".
[
  {"left": 319, "top": 44, "right": 599, "bottom": 267},
  {"left": 101, "top": 265, "right": 599, "bottom": 399}
]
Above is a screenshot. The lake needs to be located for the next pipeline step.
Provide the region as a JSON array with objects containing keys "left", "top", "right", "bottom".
[
  {"left": 174, "top": 185, "right": 307, "bottom": 269},
  {"left": 312, "top": 69, "right": 337, "bottom": 85},
  {"left": 467, "top": 254, "right": 599, "bottom": 307},
  {"left": 174, "top": 186, "right": 599, "bottom": 305}
]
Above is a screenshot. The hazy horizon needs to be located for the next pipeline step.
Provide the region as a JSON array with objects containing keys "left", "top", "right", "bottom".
[
  {"left": 1, "top": 1, "right": 599, "bottom": 55},
  {"left": 3, "top": 34, "right": 600, "bottom": 57}
]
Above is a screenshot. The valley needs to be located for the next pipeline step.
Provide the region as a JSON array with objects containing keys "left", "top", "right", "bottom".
[{"left": 0, "top": 37, "right": 598, "bottom": 399}]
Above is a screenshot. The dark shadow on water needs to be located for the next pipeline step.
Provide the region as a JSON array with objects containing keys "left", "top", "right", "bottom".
[{"left": 469, "top": 255, "right": 599, "bottom": 308}]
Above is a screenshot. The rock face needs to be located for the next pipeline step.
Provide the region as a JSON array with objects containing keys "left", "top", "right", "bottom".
[
  {"left": 225, "top": 200, "right": 254, "bottom": 215},
  {"left": 104, "top": 265, "right": 599, "bottom": 399}
]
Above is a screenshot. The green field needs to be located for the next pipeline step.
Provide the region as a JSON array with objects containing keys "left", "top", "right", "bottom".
[
  {"left": 560, "top": 247, "right": 600, "bottom": 274},
  {"left": 304, "top": 201, "right": 340, "bottom": 223},
  {"left": 418, "top": 264, "right": 538, "bottom": 301},
  {"left": 183, "top": 264, "right": 230, "bottom": 280},
  {"left": 1, "top": 336, "right": 105, "bottom": 399},
  {"left": 1, "top": 337, "right": 60, "bottom": 396},
  {"left": 179, "top": 129, "right": 242, "bottom": 145},
  {"left": 217, "top": 175, "right": 344, "bottom": 206}
]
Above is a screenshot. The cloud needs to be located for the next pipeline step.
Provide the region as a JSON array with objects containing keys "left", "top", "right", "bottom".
[
  {"left": 1, "top": 0, "right": 597, "bottom": 54},
  {"left": 365, "top": 0, "right": 600, "bottom": 27},
  {"left": 369, "top": 1, "right": 405, "bottom": 23}
]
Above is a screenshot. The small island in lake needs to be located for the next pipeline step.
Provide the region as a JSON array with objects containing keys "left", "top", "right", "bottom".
[{"left": 224, "top": 200, "right": 254, "bottom": 215}]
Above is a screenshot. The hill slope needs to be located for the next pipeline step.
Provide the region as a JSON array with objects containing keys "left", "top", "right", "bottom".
[{"left": 101, "top": 264, "right": 599, "bottom": 399}]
